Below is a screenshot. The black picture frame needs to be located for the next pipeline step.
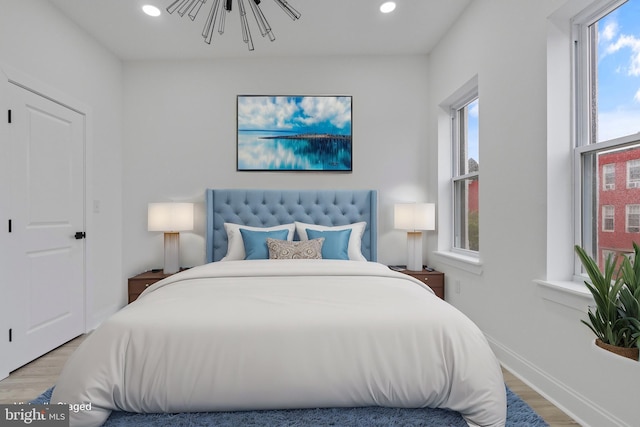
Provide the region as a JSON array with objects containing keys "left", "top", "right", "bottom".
[{"left": 237, "top": 95, "right": 353, "bottom": 171}]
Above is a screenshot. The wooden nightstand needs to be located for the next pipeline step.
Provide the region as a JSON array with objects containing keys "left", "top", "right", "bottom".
[
  {"left": 390, "top": 266, "right": 445, "bottom": 300},
  {"left": 128, "top": 270, "right": 174, "bottom": 303}
]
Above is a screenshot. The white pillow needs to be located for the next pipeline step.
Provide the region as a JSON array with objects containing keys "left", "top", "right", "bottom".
[
  {"left": 222, "top": 223, "right": 295, "bottom": 261},
  {"left": 295, "top": 221, "right": 367, "bottom": 261}
]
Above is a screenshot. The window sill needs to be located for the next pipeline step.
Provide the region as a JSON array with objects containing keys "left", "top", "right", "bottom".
[
  {"left": 535, "top": 279, "right": 593, "bottom": 312},
  {"left": 433, "top": 251, "right": 483, "bottom": 275}
]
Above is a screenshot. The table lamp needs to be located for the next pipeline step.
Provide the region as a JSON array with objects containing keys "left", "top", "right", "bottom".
[
  {"left": 394, "top": 203, "right": 436, "bottom": 271},
  {"left": 148, "top": 202, "right": 194, "bottom": 274}
]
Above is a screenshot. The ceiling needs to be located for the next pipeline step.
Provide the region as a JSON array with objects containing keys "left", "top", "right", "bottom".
[{"left": 48, "top": 0, "right": 471, "bottom": 61}]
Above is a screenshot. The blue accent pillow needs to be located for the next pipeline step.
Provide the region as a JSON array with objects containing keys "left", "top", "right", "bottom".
[
  {"left": 240, "top": 229, "right": 290, "bottom": 260},
  {"left": 306, "top": 229, "right": 352, "bottom": 260}
]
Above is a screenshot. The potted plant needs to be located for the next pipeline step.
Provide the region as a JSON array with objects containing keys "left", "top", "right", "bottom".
[
  {"left": 575, "top": 245, "right": 639, "bottom": 360},
  {"left": 618, "top": 243, "right": 640, "bottom": 351}
]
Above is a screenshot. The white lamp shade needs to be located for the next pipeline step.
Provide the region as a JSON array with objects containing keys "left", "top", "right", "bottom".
[
  {"left": 148, "top": 203, "right": 194, "bottom": 232},
  {"left": 394, "top": 203, "right": 435, "bottom": 231}
]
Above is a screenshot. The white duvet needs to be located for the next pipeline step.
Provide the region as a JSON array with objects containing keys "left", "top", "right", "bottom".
[{"left": 52, "top": 260, "right": 506, "bottom": 427}]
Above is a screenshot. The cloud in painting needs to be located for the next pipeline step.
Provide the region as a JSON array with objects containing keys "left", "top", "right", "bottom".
[
  {"left": 297, "top": 96, "right": 352, "bottom": 130},
  {"left": 238, "top": 96, "right": 351, "bottom": 133},
  {"left": 238, "top": 97, "right": 299, "bottom": 130}
]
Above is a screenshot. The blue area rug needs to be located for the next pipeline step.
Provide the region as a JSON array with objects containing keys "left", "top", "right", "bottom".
[{"left": 32, "top": 386, "right": 548, "bottom": 426}]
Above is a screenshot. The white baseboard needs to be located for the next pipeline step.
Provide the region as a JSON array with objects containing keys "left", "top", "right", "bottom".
[
  {"left": 88, "top": 303, "right": 121, "bottom": 331},
  {"left": 487, "top": 334, "right": 628, "bottom": 427}
]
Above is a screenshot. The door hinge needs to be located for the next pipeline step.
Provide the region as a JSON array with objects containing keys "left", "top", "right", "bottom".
[
  {"left": 9, "top": 328, "right": 12, "bottom": 343},
  {"left": 74, "top": 231, "right": 86, "bottom": 240},
  {"left": 8, "top": 109, "right": 11, "bottom": 124},
  {"left": 8, "top": 219, "right": 11, "bottom": 233}
]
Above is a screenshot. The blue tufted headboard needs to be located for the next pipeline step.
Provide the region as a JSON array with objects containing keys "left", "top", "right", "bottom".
[{"left": 206, "top": 189, "right": 378, "bottom": 262}]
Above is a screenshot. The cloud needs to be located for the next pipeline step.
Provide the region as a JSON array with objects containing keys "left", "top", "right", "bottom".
[
  {"left": 635, "top": 88, "right": 640, "bottom": 103},
  {"left": 604, "top": 33, "right": 640, "bottom": 76},
  {"left": 600, "top": 20, "right": 619, "bottom": 42},
  {"left": 468, "top": 100, "right": 479, "bottom": 118},
  {"left": 598, "top": 108, "right": 640, "bottom": 141}
]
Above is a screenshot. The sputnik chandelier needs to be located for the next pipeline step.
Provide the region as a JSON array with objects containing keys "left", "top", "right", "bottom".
[{"left": 166, "top": 0, "right": 301, "bottom": 51}]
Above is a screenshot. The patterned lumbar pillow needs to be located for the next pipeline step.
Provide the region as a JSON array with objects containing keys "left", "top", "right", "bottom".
[{"left": 267, "top": 238, "right": 324, "bottom": 259}]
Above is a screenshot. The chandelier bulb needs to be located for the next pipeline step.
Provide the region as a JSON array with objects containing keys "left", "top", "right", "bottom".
[{"left": 168, "top": 0, "right": 299, "bottom": 49}]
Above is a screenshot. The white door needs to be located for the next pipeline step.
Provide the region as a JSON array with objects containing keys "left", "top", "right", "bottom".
[{"left": 6, "top": 83, "right": 85, "bottom": 372}]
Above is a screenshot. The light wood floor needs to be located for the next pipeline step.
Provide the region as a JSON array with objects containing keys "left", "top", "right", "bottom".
[
  {"left": 0, "top": 335, "right": 580, "bottom": 426},
  {"left": 501, "top": 368, "right": 580, "bottom": 426},
  {"left": 0, "top": 335, "right": 87, "bottom": 404}
]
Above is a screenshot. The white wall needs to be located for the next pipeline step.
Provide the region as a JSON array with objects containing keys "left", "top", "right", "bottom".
[
  {"left": 122, "top": 56, "right": 432, "bottom": 277},
  {"left": 5, "top": 1, "right": 632, "bottom": 424},
  {"left": 427, "top": 0, "right": 640, "bottom": 426},
  {"left": 0, "top": 0, "right": 124, "bottom": 329}
]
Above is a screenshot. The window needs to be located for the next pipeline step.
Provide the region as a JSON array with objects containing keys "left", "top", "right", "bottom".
[
  {"left": 603, "top": 164, "right": 615, "bottom": 190},
  {"left": 602, "top": 249, "right": 617, "bottom": 261},
  {"left": 627, "top": 159, "right": 640, "bottom": 188},
  {"left": 602, "top": 205, "right": 615, "bottom": 231},
  {"left": 627, "top": 205, "right": 640, "bottom": 233},
  {"left": 574, "top": 0, "right": 640, "bottom": 268},
  {"left": 624, "top": 251, "right": 636, "bottom": 264},
  {"left": 452, "top": 95, "right": 479, "bottom": 253}
]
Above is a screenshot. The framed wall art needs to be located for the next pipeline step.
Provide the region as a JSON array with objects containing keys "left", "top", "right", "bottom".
[{"left": 237, "top": 95, "right": 352, "bottom": 171}]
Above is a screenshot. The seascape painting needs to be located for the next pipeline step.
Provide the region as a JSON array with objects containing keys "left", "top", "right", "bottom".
[{"left": 237, "top": 96, "right": 352, "bottom": 171}]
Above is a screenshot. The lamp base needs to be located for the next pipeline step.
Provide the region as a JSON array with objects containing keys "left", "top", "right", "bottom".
[
  {"left": 164, "top": 232, "right": 180, "bottom": 274},
  {"left": 406, "top": 231, "right": 423, "bottom": 271}
]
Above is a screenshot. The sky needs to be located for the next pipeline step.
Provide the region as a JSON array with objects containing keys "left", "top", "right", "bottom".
[
  {"left": 237, "top": 96, "right": 352, "bottom": 134},
  {"left": 597, "top": 0, "right": 640, "bottom": 142},
  {"left": 467, "top": 99, "right": 479, "bottom": 166}
]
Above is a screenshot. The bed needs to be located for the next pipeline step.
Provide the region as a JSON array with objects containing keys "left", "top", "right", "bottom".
[{"left": 51, "top": 189, "right": 507, "bottom": 427}]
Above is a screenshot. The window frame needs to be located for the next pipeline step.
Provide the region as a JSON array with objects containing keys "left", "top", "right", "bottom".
[
  {"left": 627, "top": 159, "right": 640, "bottom": 188},
  {"left": 627, "top": 204, "right": 640, "bottom": 233},
  {"left": 602, "top": 163, "right": 615, "bottom": 190},
  {"left": 450, "top": 90, "right": 479, "bottom": 256},
  {"left": 602, "top": 205, "right": 615, "bottom": 232},
  {"left": 572, "top": 0, "right": 640, "bottom": 273}
]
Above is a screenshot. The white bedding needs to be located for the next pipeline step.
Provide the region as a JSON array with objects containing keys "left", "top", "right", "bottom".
[{"left": 52, "top": 260, "right": 506, "bottom": 427}]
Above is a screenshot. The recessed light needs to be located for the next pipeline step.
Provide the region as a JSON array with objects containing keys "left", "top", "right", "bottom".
[
  {"left": 142, "top": 5, "right": 161, "bottom": 17},
  {"left": 380, "top": 2, "right": 396, "bottom": 14}
]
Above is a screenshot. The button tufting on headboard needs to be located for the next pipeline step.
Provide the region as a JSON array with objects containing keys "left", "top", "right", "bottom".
[{"left": 206, "top": 189, "right": 377, "bottom": 263}]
